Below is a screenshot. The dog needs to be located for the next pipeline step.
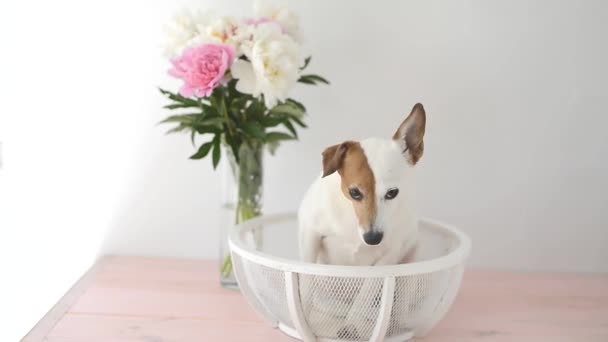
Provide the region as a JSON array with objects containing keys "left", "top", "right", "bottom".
[
  {"left": 297, "top": 103, "right": 426, "bottom": 339},
  {"left": 298, "top": 103, "right": 426, "bottom": 266}
]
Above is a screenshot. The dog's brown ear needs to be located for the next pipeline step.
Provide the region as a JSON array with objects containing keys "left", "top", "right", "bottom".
[
  {"left": 393, "top": 103, "right": 426, "bottom": 165},
  {"left": 322, "top": 142, "right": 352, "bottom": 177}
]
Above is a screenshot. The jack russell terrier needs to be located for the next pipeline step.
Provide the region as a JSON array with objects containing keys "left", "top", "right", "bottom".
[
  {"left": 299, "top": 103, "right": 426, "bottom": 267},
  {"left": 297, "top": 103, "right": 426, "bottom": 339}
]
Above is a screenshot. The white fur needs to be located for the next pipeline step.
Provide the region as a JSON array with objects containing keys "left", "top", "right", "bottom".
[
  {"left": 298, "top": 137, "right": 421, "bottom": 335},
  {"left": 298, "top": 137, "right": 419, "bottom": 267}
]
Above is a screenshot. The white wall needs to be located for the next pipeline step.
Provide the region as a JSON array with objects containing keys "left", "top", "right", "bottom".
[
  {"left": 1, "top": 0, "right": 607, "bottom": 340},
  {"left": 99, "top": 0, "right": 608, "bottom": 272}
]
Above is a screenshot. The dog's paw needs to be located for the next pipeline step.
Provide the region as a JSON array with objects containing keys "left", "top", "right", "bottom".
[{"left": 337, "top": 324, "right": 360, "bottom": 340}]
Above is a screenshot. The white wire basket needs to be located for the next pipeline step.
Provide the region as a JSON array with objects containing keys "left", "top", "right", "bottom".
[{"left": 229, "top": 213, "right": 471, "bottom": 342}]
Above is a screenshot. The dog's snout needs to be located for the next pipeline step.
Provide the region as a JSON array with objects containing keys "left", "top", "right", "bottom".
[{"left": 362, "top": 231, "right": 384, "bottom": 246}]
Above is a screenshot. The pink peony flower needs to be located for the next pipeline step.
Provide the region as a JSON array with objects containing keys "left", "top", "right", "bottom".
[{"left": 168, "top": 44, "right": 235, "bottom": 98}]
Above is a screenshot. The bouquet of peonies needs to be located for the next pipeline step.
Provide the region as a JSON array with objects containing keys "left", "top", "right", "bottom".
[{"left": 159, "top": 1, "right": 327, "bottom": 282}]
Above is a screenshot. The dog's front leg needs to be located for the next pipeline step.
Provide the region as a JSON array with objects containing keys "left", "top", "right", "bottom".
[
  {"left": 342, "top": 250, "right": 402, "bottom": 337},
  {"left": 299, "top": 227, "right": 322, "bottom": 263}
]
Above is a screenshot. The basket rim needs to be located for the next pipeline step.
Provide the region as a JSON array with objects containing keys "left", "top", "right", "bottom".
[{"left": 229, "top": 212, "right": 472, "bottom": 278}]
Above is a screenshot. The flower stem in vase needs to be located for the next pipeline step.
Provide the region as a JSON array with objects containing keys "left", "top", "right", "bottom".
[{"left": 221, "top": 142, "right": 263, "bottom": 279}]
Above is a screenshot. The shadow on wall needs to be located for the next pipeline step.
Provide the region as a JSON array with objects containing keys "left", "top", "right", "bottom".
[{"left": 98, "top": 123, "right": 222, "bottom": 259}]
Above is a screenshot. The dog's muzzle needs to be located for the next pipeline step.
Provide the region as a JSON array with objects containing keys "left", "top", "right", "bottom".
[{"left": 362, "top": 231, "right": 384, "bottom": 246}]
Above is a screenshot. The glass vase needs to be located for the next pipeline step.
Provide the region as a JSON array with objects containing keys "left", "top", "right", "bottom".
[{"left": 219, "top": 141, "right": 264, "bottom": 289}]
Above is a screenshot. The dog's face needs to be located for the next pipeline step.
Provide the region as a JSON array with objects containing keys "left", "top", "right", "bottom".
[{"left": 321, "top": 103, "right": 426, "bottom": 246}]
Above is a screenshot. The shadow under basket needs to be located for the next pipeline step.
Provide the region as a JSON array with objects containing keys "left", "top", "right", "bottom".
[{"left": 229, "top": 213, "right": 472, "bottom": 342}]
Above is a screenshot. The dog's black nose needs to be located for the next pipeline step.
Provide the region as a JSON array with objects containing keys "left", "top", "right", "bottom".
[{"left": 362, "top": 231, "right": 384, "bottom": 245}]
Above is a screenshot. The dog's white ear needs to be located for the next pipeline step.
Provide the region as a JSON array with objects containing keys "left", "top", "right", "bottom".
[
  {"left": 322, "top": 141, "right": 353, "bottom": 177},
  {"left": 393, "top": 103, "right": 426, "bottom": 165}
]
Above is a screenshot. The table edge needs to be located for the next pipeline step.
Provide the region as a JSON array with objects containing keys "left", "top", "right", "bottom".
[{"left": 21, "top": 255, "right": 110, "bottom": 341}]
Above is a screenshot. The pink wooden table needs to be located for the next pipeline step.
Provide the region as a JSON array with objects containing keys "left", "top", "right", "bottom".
[{"left": 24, "top": 256, "right": 608, "bottom": 342}]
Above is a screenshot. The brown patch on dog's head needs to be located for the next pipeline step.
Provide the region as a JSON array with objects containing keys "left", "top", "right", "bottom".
[
  {"left": 322, "top": 141, "right": 377, "bottom": 231},
  {"left": 393, "top": 103, "right": 426, "bottom": 165}
]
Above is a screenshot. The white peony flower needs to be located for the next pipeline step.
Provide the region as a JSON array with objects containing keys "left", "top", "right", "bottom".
[
  {"left": 164, "top": 10, "right": 247, "bottom": 58},
  {"left": 195, "top": 16, "right": 248, "bottom": 55},
  {"left": 253, "top": 0, "right": 301, "bottom": 41},
  {"left": 163, "top": 9, "right": 213, "bottom": 58},
  {"left": 231, "top": 23, "right": 302, "bottom": 107}
]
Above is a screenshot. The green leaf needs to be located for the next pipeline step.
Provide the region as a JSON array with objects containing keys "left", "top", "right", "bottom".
[
  {"left": 194, "top": 125, "right": 222, "bottom": 135},
  {"left": 224, "top": 132, "right": 240, "bottom": 164},
  {"left": 212, "top": 135, "right": 221, "bottom": 169},
  {"left": 159, "top": 88, "right": 200, "bottom": 106},
  {"left": 286, "top": 98, "right": 306, "bottom": 112},
  {"left": 300, "top": 56, "right": 312, "bottom": 70},
  {"left": 230, "top": 143, "right": 240, "bottom": 164},
  {"left": 210, "top": 92, "right": 228, "bottom": 118},
  {"left": 218, "top": 96, "right": 228, "bottom": 119},
  {"left": 265, "top": 132, "right": 295, "bottom": 143},
  {"left": 297, "top": 76, "right": 316, "bottom": 85},
  {"left": 246, "top": 98, "right": 265, "bottom": 121},
  {"left": 230, "top": 97, "right": 249, "bottom": 114},
  {"left": 227, "top": 108, "right": 241, "bottom": 124},
  {"left": 201, "top": 103, "right": 220, "bottom": 117},
  {"left": 190, "top": 141, "right": 213, "bottom": 160},
  {"left": 164, "top": 103, "right": 197, "bottom": 110},
  {"left": 159, "top": 114, "right": 199, "bottom": 125},
  {"left": 269, "top": 102, "right": 307, "bottom": 128},
  {"left": 226, "top": 79, "right": 240, "bottom": 99},
  {"left": 289, "top": 115, "right": 308, "bottom": 128},
  {"left": 269, "top": 103, "right": 305, "bottom": 118},
  {"left": 198, "top": 117, "right": 225, "bottom": 127},
  {"left": 242, "top": 122, "right": 266, "bottom": 139},
  {"left": 210, "top": 89, "right": 239, "bottom": 135},
  {"left": 282, "top": 119, "right": 298, "bottom": 138},
  {"left": 267, "top": 141, "right": 280, "bottom": 155},
  {"left": 260, "top": 116, "right": 283, "bottom": 127},
  {"left": 306, "top": 74, "right": 330, "bottom": 84},
  {"left": 298, "top": 74, "right": 330, "bottom": 85},
  {"left": 165, "top": 124, "right": 190, "bottom": 135}
]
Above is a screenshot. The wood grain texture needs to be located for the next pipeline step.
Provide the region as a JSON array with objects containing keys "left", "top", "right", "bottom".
[{"left": 27, "top": 256, "right": 608, "bottom": 342}]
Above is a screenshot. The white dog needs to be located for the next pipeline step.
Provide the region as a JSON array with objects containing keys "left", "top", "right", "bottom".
[
  {"left": 299, "top": 103, "right": 426, "bottom": 267},
  {"left": 297, "top": 103, "right": 426, "bottom": 339}
]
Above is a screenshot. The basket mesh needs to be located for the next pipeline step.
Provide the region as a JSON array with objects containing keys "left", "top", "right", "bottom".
[
  {"left": 232, "top": 254, "right": 279, "bottom": 325},
  {"left": 388, "top": 265, "right": 464, "bottom": 337},
  {"left": 231, "top": 218, "right": 468, "bottom": 341},
  {"left": 233, "top": 260, "right": 465, "bottom": 341},
  {"left": 299, "top": 275, "right": 383, "bottom": 340},
  {"left": 235, "top": 255, "right": 293, "bottom": 328}
]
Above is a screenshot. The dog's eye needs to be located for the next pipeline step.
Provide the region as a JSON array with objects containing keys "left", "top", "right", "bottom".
[
  {"left": 385, "top": 188, "right": 399, "bottom": 200},
  {"left": 349, "top": 188, "right": 363, "bottom": 201}
]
